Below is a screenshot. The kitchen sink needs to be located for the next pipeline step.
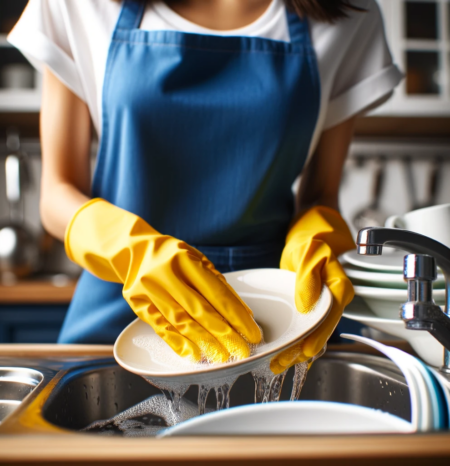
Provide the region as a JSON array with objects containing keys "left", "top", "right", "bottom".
[
  {"left": 42, "top": 352, "right": 411, "bottom": 431},
  {"left": 0, "top": 367, "right": 43, "bottom": 424}
]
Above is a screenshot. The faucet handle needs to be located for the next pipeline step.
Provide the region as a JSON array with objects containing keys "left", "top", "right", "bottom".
[
  {"left": 402, "top": 254, "right": 437, "bottom": 317},
  {"left": 401, "top": 254, "right": 450, "bottom": 361},
  {"left": 403, "top": 254, "right": 437, "bottom": 282}
]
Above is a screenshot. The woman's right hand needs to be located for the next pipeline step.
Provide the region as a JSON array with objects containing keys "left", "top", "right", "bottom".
[{"left": 65, "top": 198, "right": 262, "bottom": 364}]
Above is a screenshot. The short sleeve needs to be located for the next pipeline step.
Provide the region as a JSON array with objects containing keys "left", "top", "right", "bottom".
[
  {"left": 323, "top": 0, "right": 403, "bottom": 129},
  {"left": 7, "top": 0, "right": 85, "bottom": 101}
]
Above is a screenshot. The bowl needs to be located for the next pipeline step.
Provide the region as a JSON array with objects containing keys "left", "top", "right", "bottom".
[
  {"left": 353, "top": 285, "right": 445, "bottom": 319},
  {"left": 114, "top": 269, "right": 332, "bottom": 387},
  {"left": 159, "top": 401, "right": 413, "bottom": 436}
]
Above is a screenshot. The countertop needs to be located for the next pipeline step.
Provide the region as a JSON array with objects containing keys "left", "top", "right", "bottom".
[
  {"left": 0, "top": 343, "right": 449, "bottom": 465},
  {"left": 0, "top": 278, "right": 77, "bottom": 304}
]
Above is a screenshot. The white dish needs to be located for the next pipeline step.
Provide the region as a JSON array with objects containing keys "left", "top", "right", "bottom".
[
  {"left": 427, "top": 367, "right": 450, "bottom": 428},
  {"left": 341, "top": 334, "right": 436, "bottom": 432},
  {"left": 353, "top": 285, "right": 445, "bottom": 319},
  {"left": 343, "top": 306, "right": 443, "bottom": 367},
  {"left": 415, "top": 360, "right": 447, "bottom": 430},
  {"left": 343, "top": 264, "right": 445, "bottom": 289},
  {"left": 341, "top": 249, "right": 407, "bottom": 273},
  {"left": 114, "top": 269, "right": 332, "bottom": 386},
  {"left": 160, "top": 401, "right": 413, "bottom": 436}
]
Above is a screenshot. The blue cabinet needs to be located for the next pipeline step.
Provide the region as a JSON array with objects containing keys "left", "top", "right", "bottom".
[{"left": 0, "top": 305, "right": 68, "bottom": 343}]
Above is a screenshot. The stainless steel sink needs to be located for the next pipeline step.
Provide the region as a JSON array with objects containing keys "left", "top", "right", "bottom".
[
  {"left": 41, "top": 352, "right": 411, "bottom": 432},
  {"left": 0, "top": 367, "right": 43, "bottom": 424}
]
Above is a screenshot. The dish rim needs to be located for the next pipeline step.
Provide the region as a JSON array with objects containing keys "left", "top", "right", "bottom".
[{"left": 113, "top": 270, "right": 333, "bottom": 379}]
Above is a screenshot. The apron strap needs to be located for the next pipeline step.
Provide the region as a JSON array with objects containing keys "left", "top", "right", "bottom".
[
  {"left": 116, "top": 0, "right": 146, "bottom": 31},
  {"left": 286, "top": 11, "right": 308, "bottom": 45},
  {"left": 116, "top": 1, "right": 307, "bottom": 45}
]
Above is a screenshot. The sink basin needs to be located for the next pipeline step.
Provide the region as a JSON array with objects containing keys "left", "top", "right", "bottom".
[
  {"left": 42, "top": 352, "right": 410, "bottom": 431},
  {"left": 0, "top": 367, "right": 43, "bottom": 424}
]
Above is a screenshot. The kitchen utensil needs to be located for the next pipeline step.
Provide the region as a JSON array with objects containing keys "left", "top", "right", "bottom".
[
  {"left": 343, "top": 304, "right": 443, "bottom": 367},
  {"left": 0, "top": 129, "right": 39, "bottom": 279},
  {"left": 353, "top": 285, "right": 445, "bottom": 319},
  {"left": 342, "top": 262, "right": 445, "bottom": 289},
  {"left": 385, "top": 203, "right": 450, "bottom": 249},
  {"left": 159, "top": 401, "right": 413, "bottom": 436},
  {"left": 403, "top": 156, "right": 421, "bottom": 211},
  {"left": 352, "top": 156, "right": 388, "bottom": 231},
  {"left": 420, "top": 157, "right": 442, "bottom": 209},
  {"left": 114, "top": 268, "right": 332, "bottom": 386}
]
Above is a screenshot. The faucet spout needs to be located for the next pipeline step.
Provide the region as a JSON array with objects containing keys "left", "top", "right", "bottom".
[
  {"left": 356, "top": 227, "right": 450, "bottom": 373},
  {"left": 357, "top": 228, "right": 450, "bottom": 276}
]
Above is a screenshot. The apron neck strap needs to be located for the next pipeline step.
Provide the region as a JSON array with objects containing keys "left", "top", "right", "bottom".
[
  {"left": 286, "top": 11, "right": 308, "bottom": 44},
  {"left": 116, "top": 1, "right": 307, "bottom": 44},
  {"left": 116, "top": 0, "right": 146, "bottom": 31}
]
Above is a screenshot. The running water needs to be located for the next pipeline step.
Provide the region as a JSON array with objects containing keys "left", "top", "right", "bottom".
[
  {"left": 83, "top": 394, "right": 198, "bottom": 437},
  {"left": 133, "top": 324, "right": 265, "bottom": 415},
  {"left": 83, "top": 361, "right": 310, "bottom": 436},
  {"left": 141, "top": 377, "right": 190, "bottom": 414},
  {"left": 252, "top": 360, "right": 288, "bottom": 403},
  {"left": 82, "top": 292, "right": 330, "bottom": 437},
  {"left": 197, "top": 374, "right": 238, "bottom": 414},
  {"left": 290, "top": 362, "right": 309, "bottom": 401}
]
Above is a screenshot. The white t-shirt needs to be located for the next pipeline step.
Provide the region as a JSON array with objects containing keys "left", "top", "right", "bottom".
[{"left": 9, "top": 0, "right": 402, "bottom": 152}]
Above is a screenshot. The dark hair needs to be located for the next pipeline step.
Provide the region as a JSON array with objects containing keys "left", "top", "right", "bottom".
[
  {"left": 286, "top": 0, "right": 365, "bottom": 22},
  {"left": 113, "top": 1, "right": 365, "bottom": 23}
]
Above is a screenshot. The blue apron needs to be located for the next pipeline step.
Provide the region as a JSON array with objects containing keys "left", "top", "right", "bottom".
[{"left": 58, "top": 0, "right": 320, "bottom": 344}]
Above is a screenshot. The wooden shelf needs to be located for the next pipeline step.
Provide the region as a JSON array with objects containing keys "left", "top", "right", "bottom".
[{"left": 0, "top": 279, "right": 77, "bottom": 304}]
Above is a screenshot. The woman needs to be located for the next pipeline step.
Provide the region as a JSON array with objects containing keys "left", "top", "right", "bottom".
[{"left": 9, "top": 0, "right": 402, "bottom": 372}]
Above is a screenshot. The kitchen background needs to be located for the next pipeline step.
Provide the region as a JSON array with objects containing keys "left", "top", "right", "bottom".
[{"left": 0, "top": 0, "right": 449, "bottom": 343}]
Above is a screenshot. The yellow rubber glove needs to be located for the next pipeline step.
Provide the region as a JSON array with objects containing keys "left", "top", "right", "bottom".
[
  {"left": 65, "top": 199, "right": 262, "bottom": 364},
  {"left": 270, "top": 206, "right": 355, "bottom": 374}
]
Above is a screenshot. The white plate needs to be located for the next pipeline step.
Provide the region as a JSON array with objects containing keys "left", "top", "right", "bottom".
[
  {"left": 341, "top": 334, "right": 436, "bottom": 432},
  {"left": 160, "top": 401, "right": 412, "bottom": 436},
  {"left": 343, "top": 264, "right": 445, "bottom": 289},
  {"left": 341, "top": 249, "right": 407, "bottom": 273},
  {"left": 343, "top": 306, "right": 443, "bottom": 367},
  {"left": 114, "top": 269, "right": 332, "bottom": 387},
  {"left": 353, "top": 285, "right": 445, "bottom": 319},
  {"left": 428, "top": 367, "right": 450, "bottom": 428}
]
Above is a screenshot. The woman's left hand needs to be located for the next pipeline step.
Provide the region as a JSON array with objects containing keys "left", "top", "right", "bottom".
[{"left": 270, "top": 206, "right": 355, "bottom": 374}]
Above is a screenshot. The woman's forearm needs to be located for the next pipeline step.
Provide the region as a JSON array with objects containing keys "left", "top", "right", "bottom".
[
  {"left": 40, "top": 67, "right": 92, "bottom": 241},
  {"left": 40, "top": 182, "right": 89, "bottom": 241},
  {"left": 297, "top": 116, "right": 356, "bottom": 213}
]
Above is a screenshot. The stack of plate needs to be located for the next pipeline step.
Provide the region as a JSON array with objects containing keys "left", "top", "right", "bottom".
[{"left": 341, "top": 248, "right": 445, "bottom": 367}]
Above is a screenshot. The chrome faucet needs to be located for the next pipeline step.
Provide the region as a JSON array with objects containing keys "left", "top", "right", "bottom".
[{"left": 356, "top": 227, "right": 450, "bottom": 373}]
